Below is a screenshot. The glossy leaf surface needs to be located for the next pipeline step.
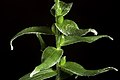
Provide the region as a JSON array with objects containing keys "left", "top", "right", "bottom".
[
  {"left": 60, "top": 35, "right": 113, "bottom": 46},
  {"left": 19, "top": 69, "right": 57, "bottom": 80},
  {"left": 61, "top": 62, "right": 118, "bottom": 76},
  {"left": 55, "top": 19, "right": 97, "bottom": 36},
  {"left": 51, "top": 1, "right": 73, "bottom": 16},
  {"left": 10, "top": 27, "right": 53, "bottom": 50},
  {"left": 30, "top": 47, "right": 63, "bottom": 77}
]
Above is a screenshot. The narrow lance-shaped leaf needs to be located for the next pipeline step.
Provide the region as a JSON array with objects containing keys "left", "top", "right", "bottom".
[
  {"left": 30, "top": 46, "right": 63, "bottom": 77},
  {"left": 60, "top": 35, "right": 113, "bottom": 46},
  {"left": 19, "top": 69, "right": 57, "bottom": 80},
  {"left": 61, "top": 62, "right": 118, "bottom": 77},
  {"left": 10, "top": 26, "right": 53, "bottom": 50},
  {"left": 55, "top": 19, "right": 97, "bottom": 36},
  {"left": 36, "top": 34, "right": 46, "bottom": 51}
]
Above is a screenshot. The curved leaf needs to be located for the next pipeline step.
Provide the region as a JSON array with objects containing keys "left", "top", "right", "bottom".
[
  {"left": 83, "top": 67, "right": 118, "bottom": 76},
  {"left": 61, "top": 62, "right": 118, "bottom": 76},
  {"left": 51, "top": 1, "right": 73, "bottom": 16},
  {"left": 36, "top": 34, "right": 46, "bottom": 51},
  {"left": 41, "top": 46, "right": 58, "bottom": 62},
  {"left": 30, "top": 46, "right": 63, "bottom": 77},
  {"left": 61, "top": 62, "right": 85, "bottom": 76},
  {"left": 55, "top": 19, "right": 97, "bottom": 36},
  {"left": 61, "top": 35, "right": 113, "bottom": 46},
  {"left": 19, "top": 69, "right": 57, "bottom": 80},
  {"left": 10, "top": 26, "right": 53, "bottom": 50}
]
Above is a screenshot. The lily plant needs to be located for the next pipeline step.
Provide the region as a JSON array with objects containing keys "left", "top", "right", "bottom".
[{"left": 10, "top": 0, "right": 118, "bottom": 80}]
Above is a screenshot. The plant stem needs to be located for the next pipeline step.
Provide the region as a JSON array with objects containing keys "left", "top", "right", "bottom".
[
  {"left": 55, "top": 24, "right": 61, "bottom": 80},
  {"left": 56, "top": 63, "right": 61, "bottom": 80},
  {"left": 54, "top": 0, "right": 63, "bottom": 80}
]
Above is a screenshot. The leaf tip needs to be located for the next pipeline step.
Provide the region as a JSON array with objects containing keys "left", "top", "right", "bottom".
[
  {"left": 103, "top": 67, "right": 118, "bottom": 72},
  {"left": 30, "top": 71, "right": 38, "bottom": 78},
  {"left": 10, "top": 41, "right": 14, "bottom": 50},
  {"left": 108, "top": 67, "right": 118, "bottom": 71},
  {"left": 75, "top": 76, "right": 78, "bottom": 79},
  {"left": 30, "top": 68, "right": 39, "bottom": 77},
  {"left": 108, "top": 36, "right": 114, "bottom": 40},
  {"left": 90, "top": 29, "right": 98, "bottom": 35}
]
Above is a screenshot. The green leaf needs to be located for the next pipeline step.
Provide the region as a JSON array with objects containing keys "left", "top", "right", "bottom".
[
  {"left": 59, "top": 56, "right": 73, "bottom": 80},
  {"left": 41, "top": 46, "right": 61, "bottom": 62},
  {"left": 19, "top": 69, "right": 57, "bottom": 80},
  {"left": 36, "top": 34, "right": 46, "bottom": 51},
  {"left": 60, "top": 1, "right": 73, "bottom": 16},
  {"left": 60, "top": 35, "right": 113, "bottom": 46},
  {"left": 60, "top": 56, "right": 66, "bottom": 66},
  {"left": 61, "top": 62, "right": 118, "bottom": 76},
  {"left": 55, "top": 19, "right": 97, "bottom": 36},
  {"left": 83, "top": 67, "right": 118, "bottom": 76},
  {"left": 10, "top": 26, "right": 53, "bottom": 50},
  {"left": 30, "top": 46, "right": 63, "bottom": 77},
  {"left": 61, "top": 62, "right": 85, "bottom": 76},
  {"left": 51, "top": 1, "right": 73, "bottom": 16}
]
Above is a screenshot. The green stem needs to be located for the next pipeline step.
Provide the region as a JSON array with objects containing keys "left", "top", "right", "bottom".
[
  {"left": 54, "top": 0, "right": 64, "bottom": 80},
  {"left": 56, "top": 63, "right": 61, "bottom": 80},
  {"left": 55, "top": 25, "right": 61, "bottom": 80}
]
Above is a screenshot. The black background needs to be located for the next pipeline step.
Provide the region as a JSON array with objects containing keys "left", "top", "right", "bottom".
[{"left": 1, "top": 0, "right": 119, "bottom": 80}]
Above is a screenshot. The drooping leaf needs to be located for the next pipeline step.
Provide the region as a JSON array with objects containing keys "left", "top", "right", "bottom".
[
  {"left": 51, "top": 1, "right": 73, "bottom": 16},
  {"left": 83, "top": 67, "right": 118, "bottom": 76},
  {"left": 36, "top": 34, "right": 46, "bottom": 51},
  {"left": 30, "top": 46, "right": 63, "bottom": 77},
  {"left": 55, "top": 19, "right": 97, "bottom": 36},
  {"left": 19, "top": 69, "right": 57, "bottom": 80},
  {"left": 10, "top": 26, "right": 53, "bottom": 50},
  {"left": 60, "top": 35, "right": 113, "bottom": 46},
  {"left": 61, "top": 62, "right": 118, "bottom": 76}
]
